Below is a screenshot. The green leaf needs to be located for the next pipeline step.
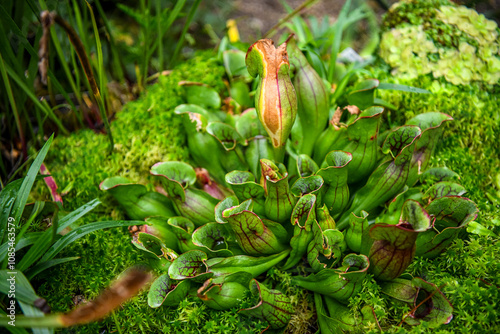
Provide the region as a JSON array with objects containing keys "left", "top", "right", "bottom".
[
  {"left": 245, "top": 137, "right": 274, "bottom": 181},
  {"left": 292, "top": 253, "right": 369, "bottom": 303},
  {"left": 57, "top": 199, "right": 101, "bottom": 232},
  {"left": 404, "top": 278, "right": 453, "bottom": 328},
  {"left": 377, "top": 82, "right": 431, "bottom": 94},
  {"left": 290, "top": 175, "right": 323, "bottom": 197},
  {"left": 466, "top": 222, "right": 497, "bottom": 237},
  {"left": 0, "top": 232, "right": 42, "bottom": 260},
  {"left": 132, "top": 232, "right": 175, "bottom": 259},
  {"left": 198, "top": 272, "right": 252, "bottom": 310},
  {"left": 151, "top": 162, "right": 196, "bottom": 201},
  {"left": 141, "top": 217, "right": 180, "bottom": 252},
  {"left": 206, "top": 122, "right": 243, "bottom": 151},
  {"left": 261, "top": 160, "right": 296, "bottom": 224},
  {"left": 223, "top": 50, "right": 250, "bottom": 79},
  {"left": 423, "top": 181, "right": 467, "bottom": 202},
  {"left": 24, "top": 257, "right": 79, "bottom": 280},
  {"left": 221, "top": 200, "right": 288, "bottom": 255},
  {"left": 315, "top": 294, "right": 358, "bottom": 332},
  {"left": 192, "top": 223, "right": 238, "bottom": 257},
  {"left": 317, "top": 150, "right": 352, "bottom": 217},
  {"left": 380, "top": 278, "right": 418, "bottom": 303},
  {"left": 345, "top": 211, "right": 369, "bottom": 253},
  {"left": 0, "top": 179, "right": 22, "bottom": 244},
  {"left": 420, "top": 167, "right": 460, "bottom": 184},
  {"left": 168, "top": 216, "right": 197, "bottom": 253},
  {"left": 235, "top": 108, "right": 264, "bottom": 141},
  {"left": 283, "top": 194, "right": 317, "bottom": 270},
  {"left": 168, "top": 250, "right": 212, "bottom": 282},
  {"left": 347, "top": 79, "right": 379, "bottom": 109},
  {"left": 207, "top": 249, "right": 290, "bottom": 279},
  {"left": 307, "top": 221, "right": 346, "bottom": 272},
  {"left": 182, "top": 83, "right": 221, "bottom": 109},
  {"left": 225, "top": 172, "right": 265, "bottom": 214},
  {"left": 11, "top": 135, "right": 53, "bottom": 228},
  {"left": 367, "top": 200, "right": 431, "bottom": 281},
  {"left": 338, "top": 125, "right": 421, "bottom": 230},
  {"left": 405, "top": 112, "right": 453, "bottom": 186},
  {"left": 239, "top": 280, "right": 293, "bottom": 329},
  {"left": 147, "top": 274, "right": 191, "bottom": 308},
  {"left": 0, "top": 270, "right": 40, "bottom": 304},
  {"left": 296, "top": 154, "right": 319, "bottom": 177},
  {"left": 416, "top": 196, "right": 478, "bottom": 258}
]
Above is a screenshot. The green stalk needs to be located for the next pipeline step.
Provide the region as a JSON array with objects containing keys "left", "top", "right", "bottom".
[
  {"left": 52, "top": 12, "right": 114, "bottom": 152},
  {"left": 170, "top": 0, "right": 202, "bottom": 66},
  {"left": 4, "top": 60, "right": 69, "bottom": 135},
  {"left": 264, "top": 0, "right": 319, "bottom": 38},
  {"left": 327, "top": 0, "right": 351, "bottom": 83},
  {"left": 38, "top": 0, "right": 81, "bottom": 104},
  {"left": 156, "top": 0, "right": 163, "bottom": 71},
  {"left": 94, "top": 0, "right": 125, "bottom": 82},
  {"left": 139, "top": 0, "right": 150, "bottom": 91},
  {"left": 112, "top": 311, "right": 123, "bottom": 334},
  {"left": 87, "top": 1, "right": 109, "bottom": 118},
  {"left": 146, "top": 0, "right": 186, "bottom": 68},
  {"left": 0, "top": 53, "right": 26, "bottom": 158}
]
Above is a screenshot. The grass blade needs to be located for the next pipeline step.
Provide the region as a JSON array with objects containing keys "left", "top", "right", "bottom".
[
  {"left": 57, "top": 198, "right": 101, "bottom": 233},
  {"left": 0, "top": 179, "right": 23, "bottom": 244},
  {"left": 10, "top": 135, "right": 54, "bottom": 228},
  {"left": 15, "top": 201, "right": 44, "bottom": 245},
  {"left": 14, "top": 271, "right": 53, "bottom": 334},
  {"left": 0, "top": 270, "right": 40, "bottom": 304},
  {"left": 94, "top": 0, "right": 125, "bottom": 81},
  {"left": 0, "top": 52, "right": 26, "bottom": 159},
  {"left": 25, "top": 256, "right": 80, "bottom": 280},
  {"left": 170, "top": 0, "right": 202, "bottom": 66},
  {"left": 4, "top": 64, "right": 68, "bottom": 134},
  {"left": 0, "top": 232, "right": 43, "bottom": 259},
  {"left": 16, "top": 212, "right": 58, "bottom": 272},
  {"left": 327, "top": 0, "right": 351, "bottom": 83},
  {"left": 40, "top": 220, "right": 145, "bottom": 263},
  {"left": 377, "top": 82, "right": 431, "bottom": 94},
  {"left": 51, "top": 10, "right": 114, "bottom": 152}
]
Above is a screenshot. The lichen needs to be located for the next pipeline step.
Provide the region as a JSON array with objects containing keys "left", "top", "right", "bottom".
[{"left": 379, "top": 0, "right": 500, "bottom": 85}]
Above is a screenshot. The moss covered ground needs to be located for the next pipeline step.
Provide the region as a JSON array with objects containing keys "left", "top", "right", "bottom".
[{"left": 31, "top": 48, "right": 500, "bottom": 333}]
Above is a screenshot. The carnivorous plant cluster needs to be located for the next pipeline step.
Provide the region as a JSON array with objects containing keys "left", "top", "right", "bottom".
[{"left": 101, "top": 37, "right": 477, "bottom": 332}]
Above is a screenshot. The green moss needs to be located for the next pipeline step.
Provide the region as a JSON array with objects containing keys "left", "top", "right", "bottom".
[{"left": 382, "top": 0, "right": 451, "bottom": 29}]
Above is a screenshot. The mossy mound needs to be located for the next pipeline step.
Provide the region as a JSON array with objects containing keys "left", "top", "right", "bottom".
[{"left": 380, "top": 0, "right": 500, "bottom": 85}]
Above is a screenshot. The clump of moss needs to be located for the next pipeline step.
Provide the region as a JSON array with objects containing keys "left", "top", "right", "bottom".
[{"left": 379, "top": 0, "right": 500, "bottom": 85}]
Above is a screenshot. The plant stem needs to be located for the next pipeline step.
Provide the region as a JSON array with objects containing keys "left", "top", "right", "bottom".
[
  {"left": 51, "top": 12, "right": 114, "bottom": 152},
  {"left": 170, "top": 0, "right": 202, "bottom": 66},
  {"left": 264, "top": 0, "right": 319, "bottom": 38},
  {"left": 0, "top": 53, "right": 26, "bottom": 159}
]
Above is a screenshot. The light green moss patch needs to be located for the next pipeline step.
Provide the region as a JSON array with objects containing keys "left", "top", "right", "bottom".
[{"left": 380, "top": 0, "right": 500, "bottom": 85}]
